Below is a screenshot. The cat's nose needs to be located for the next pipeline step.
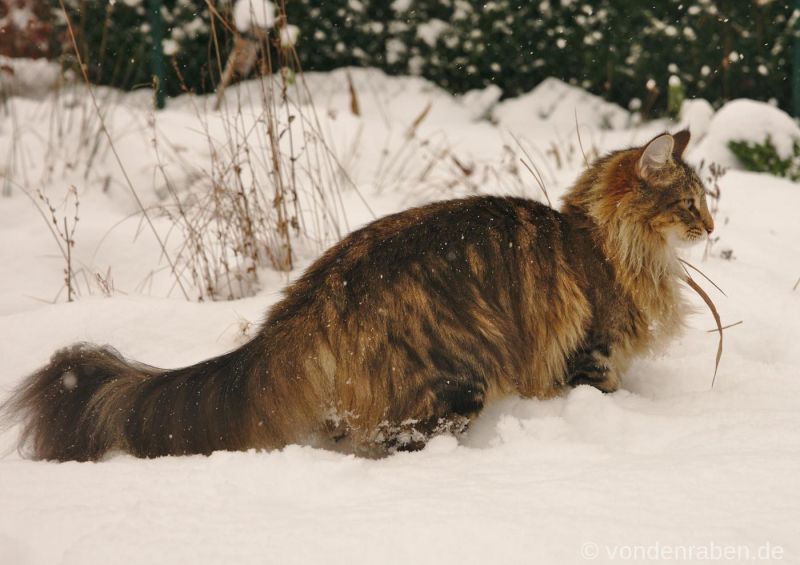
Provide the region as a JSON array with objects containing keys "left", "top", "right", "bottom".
[{"left": 705, "top": 222, "right": 714, "bottom": 235}]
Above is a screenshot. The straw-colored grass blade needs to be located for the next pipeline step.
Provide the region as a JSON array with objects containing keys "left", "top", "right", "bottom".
[{"left": 686, "top": 275, "right": 723, "bottom": 387}]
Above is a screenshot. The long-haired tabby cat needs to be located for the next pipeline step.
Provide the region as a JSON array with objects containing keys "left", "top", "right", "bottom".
[{"left": 2, "top": 130, "right": 713, "bottom": 461}]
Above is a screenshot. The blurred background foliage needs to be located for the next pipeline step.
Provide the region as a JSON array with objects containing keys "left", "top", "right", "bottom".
[{"left": 3, "top": 0, "right": 798, "bottom": 115}]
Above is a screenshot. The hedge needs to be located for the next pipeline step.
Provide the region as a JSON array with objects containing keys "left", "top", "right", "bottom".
[{"left": 49, "top": 0, "right": 799, "bottom": 115}]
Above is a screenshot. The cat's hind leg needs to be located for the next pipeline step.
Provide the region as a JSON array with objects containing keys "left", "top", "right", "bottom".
[{"left": 368, "top": 371, "right": 487, "bottom": 454}]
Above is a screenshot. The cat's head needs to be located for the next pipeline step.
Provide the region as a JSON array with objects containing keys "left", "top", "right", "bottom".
[{"left": 632, "top": 130, "right": 714, "bottom": 245}]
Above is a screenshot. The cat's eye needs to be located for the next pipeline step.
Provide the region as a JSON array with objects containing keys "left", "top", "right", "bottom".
[{"left": 685, "top": 199, "right": 695, "bottom": 210}]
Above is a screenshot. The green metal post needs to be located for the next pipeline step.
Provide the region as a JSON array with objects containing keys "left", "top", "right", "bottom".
[{"left": 149, "top": 0, "right": 166, "bottom": 109}]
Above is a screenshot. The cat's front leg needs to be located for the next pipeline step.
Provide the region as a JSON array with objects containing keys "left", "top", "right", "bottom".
[{"left": 566, "top": 346, "right": 620, "bottom": 393}]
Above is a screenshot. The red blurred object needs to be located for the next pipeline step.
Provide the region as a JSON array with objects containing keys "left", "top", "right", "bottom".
[{"left": 0, "top": 0, "right": 53, "bottom": 58}]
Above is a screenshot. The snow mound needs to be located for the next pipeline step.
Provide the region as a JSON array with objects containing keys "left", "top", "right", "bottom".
[
  {"left": 689, "top": 99, "right": 800, "bottom": 169},
  {"left": 0, "top": 56, "right": 63, "bottom": 99},
  {"left": 492, "top": 78, "right": 630, "bottom": 134},
  {"left": 249, "top": 67, "right": 482, "bottom": 126},
  {"left": 458, "top": 84, "right": 502, "bottom": 121},
  {"left": 677, "top": 98, "right": 714, "bottom": 147}
]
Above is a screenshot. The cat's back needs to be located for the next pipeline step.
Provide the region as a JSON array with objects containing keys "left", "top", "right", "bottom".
[
  {"left": 314, "top": 195, "right": 566, "bottom": 279},
  {"left": 272, "top": 194, "right": 581, "bottom": 332}
]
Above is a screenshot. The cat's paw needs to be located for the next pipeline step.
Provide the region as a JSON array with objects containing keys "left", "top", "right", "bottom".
[{"left": 567, "top": 349, "right": 620, "bottom": 393}]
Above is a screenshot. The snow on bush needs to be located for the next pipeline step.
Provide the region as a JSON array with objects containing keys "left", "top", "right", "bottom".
[
  {"left": 233, "top": 0, "right": 276, "bottom": 33},
  {"left": 677, "top": 98, "right": 714, "bottom": 146},
  {"left": 690, "top": 100, "right": 800, "bottom": 170},
  {"left": 279, "top": 24, "right": 300, "bottom": 47},
  {"left": 279, "top": 0, "right": 797, "bottom": 116},
  {"left": 416, "top": 19, "right": 448, "bottom": 47},
  {"left": 0, "top": 55, "right": 63, "bottom": 98},
  {"left": 38, "top": 0, "right": 797, "bottom": 119},
  {"left": 492, "top": 77, "right": 630, "bottom": 134}
]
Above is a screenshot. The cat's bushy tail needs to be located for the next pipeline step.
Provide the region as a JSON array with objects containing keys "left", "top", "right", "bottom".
[{"left": 1, "top": 342, "right": 257, "bottom": 461}]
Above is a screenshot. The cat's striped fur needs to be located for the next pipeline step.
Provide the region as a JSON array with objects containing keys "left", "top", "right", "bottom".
[{"left": 1, "top": 130, "right": 714, "bottom": 460}]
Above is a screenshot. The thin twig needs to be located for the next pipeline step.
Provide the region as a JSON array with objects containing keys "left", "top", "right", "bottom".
[
  {"left": 18, "top": 185, "right": 68, "bottom": 260},
  {"left": 509, "top": 131, "right": 552, "bottom": 207},
  {"left": 519, "top": 158, "right": 551, "bottom": 206},
  {"left": 64, "top": 216, "right": 73, "bottom": 302},
  {"left": 406, "top": 102, "right": 432, "bottom": 139},
  {"left": 574, "top": 109, "right": 589, "bottom": 169}
]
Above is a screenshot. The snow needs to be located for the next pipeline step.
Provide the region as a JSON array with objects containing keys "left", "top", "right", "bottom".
[
  {"left": 458, "top": 84, "right": 502, "bottom": 121},
  {"left": 6, "top": 4, "right": 33, "bottom": 29},
  {"left": 677, "top": 98, "right": 714, "bottom": 146},
  {"left": 690, "top": 99, "right": 800, "bottom": 169},
  {"left": 162, "top": 38, "right": 179, "bottom": 56},
  {"left": 492, "top": 77, "right": 631, "bottom": 137},
  {"left": 390, "top": 0, "right": 412, "bottom": 13},
  {"left": 233, "top": 0, "right": 275, "bottom": 33},
  {"left": 417, "top": 19, "right": 449, "bottom": 47},
  {"left": 385, "top": 38, "right": 406, "bottom": 64},
  {"left": 1, "top": 67, "right": 800, "bottom": 564},
  {"left": 0, "top": 56, "right": 63, "bottom": 99},
  {"left": 279, "top": 24, "right": 299, "bottom": 47}
]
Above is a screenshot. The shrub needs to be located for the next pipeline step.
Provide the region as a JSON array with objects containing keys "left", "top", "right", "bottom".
[
  {"left": 47, "top": 0, "right": 800, "bottom": 116},
  {"left": 728, "top": 136, "right": 800, "bottom": 181},
  {"left": 285, "top": 0, "right": 799, "bottom": 115},
  {"left": 57, "top": 0, "right": 232, "bottom": 97}
]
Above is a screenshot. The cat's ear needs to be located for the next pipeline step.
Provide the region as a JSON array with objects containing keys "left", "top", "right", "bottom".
[
  {"left": 637, "top": 133, "right": 674, "bottom": 180},
  {"left": 672, "top": 129, "right": 691, "bottom": 158}
]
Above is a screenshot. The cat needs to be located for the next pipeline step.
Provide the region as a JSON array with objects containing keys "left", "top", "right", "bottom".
[{"left": 1, "top": 130, "right": 714, "bottom": 461}]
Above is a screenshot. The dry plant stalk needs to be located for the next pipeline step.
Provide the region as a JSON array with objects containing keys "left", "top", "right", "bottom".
[
  {"left": 215, "top": 32, "right": 262, "bottom": 111},
  {"left": 346, "top": 70, "right": 360, "bottom": 117},
  {"left": 21, "top": 0, "right": 349, "bottom": 303},
  {"left": 510, "top": 132, "right": 552, "bottom": 207},
  {"left": 679, "top": 258, "right": 726, "bottom": 297},
  {"left": 574, "top": 110, "right": 590, "bottom": 169},
  {"left": 26, "top": 185, "right": 81, "bottom": 302},
  {"left": 94, "top": 267, "right": 115, "bottom": 297},
  {"left": 699, "top": 160, "right": 726, "bottom": 259},
  {"left": 155, "top": 2, "right": 352, "bottom": 300},
  {"left": 685, "top": 276, "right": 723, "bottom": 387},
  {"left": 405, "top": 102, "right": 432, "bottom": 139},
  {"left": 57, "top": 0, "right": 190, "bottom": 301},
  {"left": 707, "top": 320, "right": 742, "bottom": 333},
  {"left": 679, "top": 258, "right": 726, "bottom": 388}
]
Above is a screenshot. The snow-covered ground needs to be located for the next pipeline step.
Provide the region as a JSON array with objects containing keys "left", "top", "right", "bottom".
[{"left": 1, "top": 68, "right": 799, "bottom": 565}]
